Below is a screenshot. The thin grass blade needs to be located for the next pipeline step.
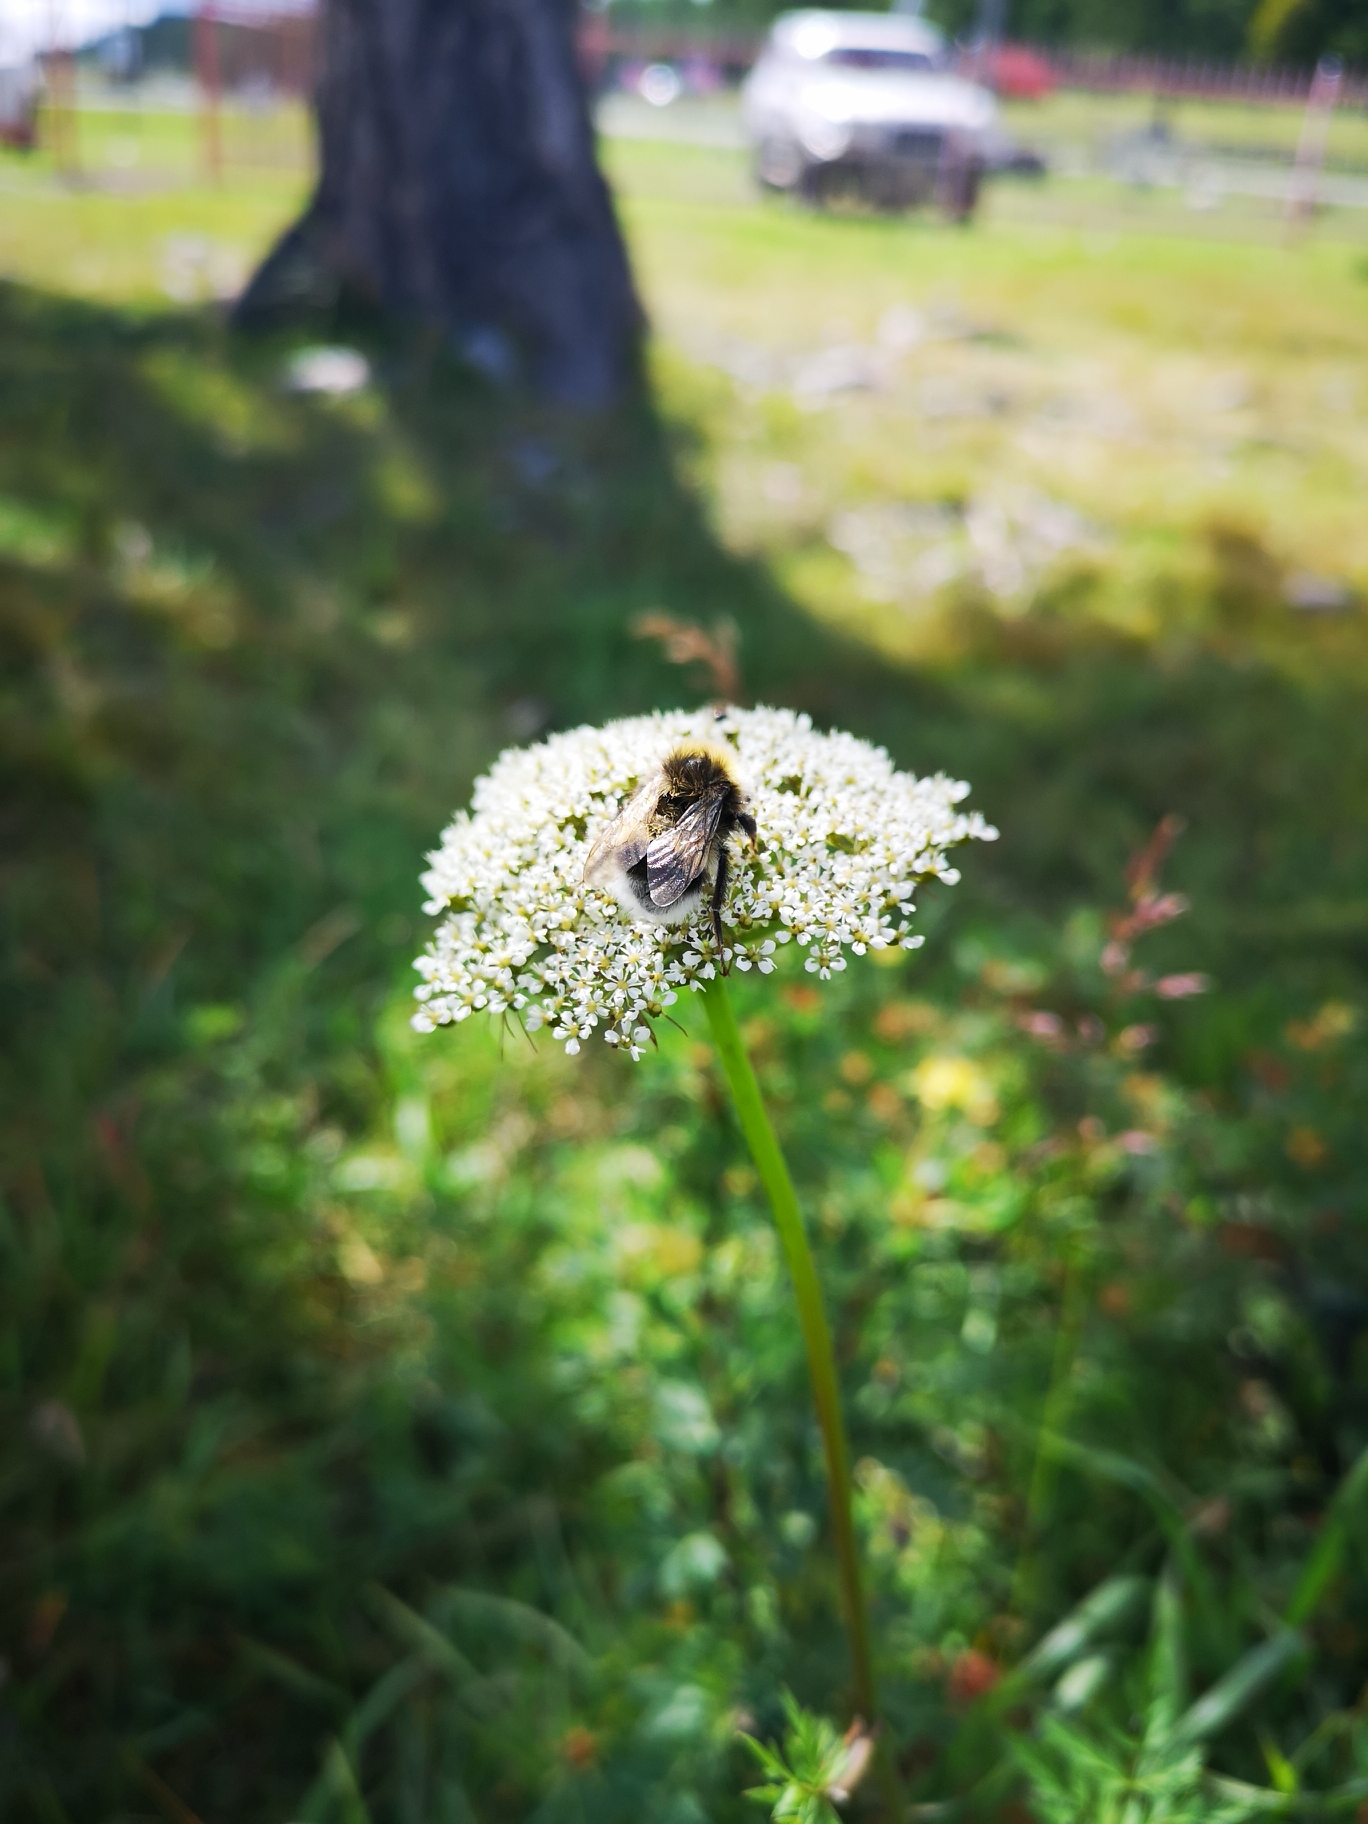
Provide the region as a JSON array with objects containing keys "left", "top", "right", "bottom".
[
  {"left": 1168, "top": 1631, "right": 1306, "bottom": 1753},
  {"left": 1144, "top": 1561, "right": 1187, "bottom": 1747},
  {"left": 1285, "top": 1447, "right": 1368, "bottom": 1628}
]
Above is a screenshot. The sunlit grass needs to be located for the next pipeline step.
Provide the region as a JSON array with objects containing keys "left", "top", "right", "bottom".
[
  {"left": 3, "top": 104, "right": 1366, "bottom": 665},
  {"left": 601, "top": 138, "right": 1368, "bottom": 664},
  {"left": 0, "top": 103, "right": 308, "bottom": 305}
]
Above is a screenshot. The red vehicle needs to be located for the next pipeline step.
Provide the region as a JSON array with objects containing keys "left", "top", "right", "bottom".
[{"left": 978, "top": 42, "right": 1055, "bottom": 100}]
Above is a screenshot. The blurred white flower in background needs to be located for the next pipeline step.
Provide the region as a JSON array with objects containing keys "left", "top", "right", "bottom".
[
  {"left": 284, "top": 346, "right": 372, "bottom": 396},
  {"left": 414, "top": 706, "right": 994, "bottom": 1057},
  {"left": 829, "top": 487, "right": 1106, "bottom": 605}
]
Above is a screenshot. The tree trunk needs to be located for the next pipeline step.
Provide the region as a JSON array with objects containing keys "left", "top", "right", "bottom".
[{"left": 236, "top": 0, "right": 642, "bottom": 408}]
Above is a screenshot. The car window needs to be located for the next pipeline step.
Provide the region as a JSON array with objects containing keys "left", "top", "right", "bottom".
[{"left": 821, "top": 48, "right": 935, "bottom": 72}]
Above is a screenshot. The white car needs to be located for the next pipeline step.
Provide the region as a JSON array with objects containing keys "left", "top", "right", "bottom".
[{"left": 743, "top": 10, "right": 997, "bottom": 217}]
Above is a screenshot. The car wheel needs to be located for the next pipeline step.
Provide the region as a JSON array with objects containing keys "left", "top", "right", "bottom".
[
  {"left": 954, "top": 159, "right": 984, "bottom": 222},
  {"left": 797, "top": 161, "right": 834, "bottom": 209},
  {"left": 861, "top": 166, "right": 910, "bottom": 214},
  {"left": 936, "top": 138, "right": 983, "bottom": 223},
  {"left": 754, "top": 137, "right": 804, "bottom": 192}
]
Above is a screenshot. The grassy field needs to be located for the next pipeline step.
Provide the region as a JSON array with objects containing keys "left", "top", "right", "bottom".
[
  {"left": 604, "top": 136, "right": 1368, "bottom": 664},
  {"left": 3, "top": 102, "right": 1368, "bottom": 1823}
]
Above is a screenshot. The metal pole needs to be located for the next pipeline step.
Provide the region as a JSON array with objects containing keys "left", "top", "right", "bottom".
[
  {"left": 45, "top": 0, "right": 79, "bottom": 177},
  {"left": 196, "top": 1, "right": 222, "bottom": 184},
  {"left": 1286, "top": 55, "right": 1342, "bottom": 240},
  {"left": 970, "top": 0, "right": 1005, "bottom": 87}
]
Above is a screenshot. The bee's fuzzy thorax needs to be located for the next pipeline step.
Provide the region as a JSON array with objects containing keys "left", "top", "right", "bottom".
[{"left": 661, "top": 739, "right": 741, "bottom": 784}]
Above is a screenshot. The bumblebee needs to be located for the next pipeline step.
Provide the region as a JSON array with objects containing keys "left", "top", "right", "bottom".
[{"left": 583, "top": 741, "right": 757, "bottom": 962}]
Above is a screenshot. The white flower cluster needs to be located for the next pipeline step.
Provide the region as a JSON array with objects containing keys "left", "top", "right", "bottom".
[{"left": 413, "top": 707, "right": 995, "bottom": 1058}]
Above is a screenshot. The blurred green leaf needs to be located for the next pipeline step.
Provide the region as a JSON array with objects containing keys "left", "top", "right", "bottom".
[
  {"left": 1145, "top": 1564, "right": 1188, "bottom": 1746},
  {"left": 1168, "top": 1633, "right": 1307, "bottom": 1754},
  {"left": 1014, "top": 1573, "right": 1153, "bottom": 1688},
  {"left": 1285, "top": 1447, "right": 1368, "bottom": 1628}
]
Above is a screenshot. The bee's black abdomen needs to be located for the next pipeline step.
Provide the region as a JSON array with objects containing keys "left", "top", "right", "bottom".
[{"left": 623, "top": 858, "right": 658, "bottom": 912}]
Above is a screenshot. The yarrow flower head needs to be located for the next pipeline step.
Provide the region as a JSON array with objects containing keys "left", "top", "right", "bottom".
[{"left": 413, "top": 706, "right": 996, "bottom": 1057}]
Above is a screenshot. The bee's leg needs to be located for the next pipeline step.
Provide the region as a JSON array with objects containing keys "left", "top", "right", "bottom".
[{"left": 711, "top": 846, "right": 730, "bottom": 972}]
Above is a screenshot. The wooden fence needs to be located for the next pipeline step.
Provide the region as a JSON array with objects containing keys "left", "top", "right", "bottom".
[
  {"left": 183, "top": 6, "right": 1367, "bottom": 115},
  {"left": 1048, "top": 48, "right": 1368, "bottom": 109},
  {"left": 580, "top": 18, "right": 1366, "bottom": 110}
]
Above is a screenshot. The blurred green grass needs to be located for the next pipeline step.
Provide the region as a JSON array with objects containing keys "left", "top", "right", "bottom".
[{"left": 2, "top": 107, "right": 1368, "bottom": 1822}]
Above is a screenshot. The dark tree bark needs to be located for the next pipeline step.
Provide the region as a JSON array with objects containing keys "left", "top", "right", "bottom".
[{"left": 236, "top": 0, "right": 642, "bottom": 407}]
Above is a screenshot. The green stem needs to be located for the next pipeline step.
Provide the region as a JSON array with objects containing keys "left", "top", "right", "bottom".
[
  {"left": 701, "top": 973, "right": 876, "bottom": 1726},
  {"left": 1011, "top": 1248, "right": 1088, "bottom": 1616}
]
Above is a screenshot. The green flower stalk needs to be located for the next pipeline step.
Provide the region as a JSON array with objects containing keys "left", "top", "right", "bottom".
[{"left": 703, "top": 972, "right": 875, "bottom": 1720}]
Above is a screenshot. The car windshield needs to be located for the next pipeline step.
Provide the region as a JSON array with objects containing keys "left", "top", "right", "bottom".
[{"left": 821, "top": 47, "right": 936, "bottom": 72}]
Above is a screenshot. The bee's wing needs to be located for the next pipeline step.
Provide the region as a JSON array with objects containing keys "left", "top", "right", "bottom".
[
  {"left": 646, "top": 787, "right": 726, "bottom": 909},
  {"left": 583, "top": 772, "right": 662, "bottom": 886}
]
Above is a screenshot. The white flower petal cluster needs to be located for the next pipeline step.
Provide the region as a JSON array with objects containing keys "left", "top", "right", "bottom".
[{"left": 413, "top": 707, "right": 996, "bottom": 1057}]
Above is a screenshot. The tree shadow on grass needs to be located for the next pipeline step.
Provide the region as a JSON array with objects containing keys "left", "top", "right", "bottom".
[{"left": 0, "top": 280, "right": 925, "bottom": 1821}]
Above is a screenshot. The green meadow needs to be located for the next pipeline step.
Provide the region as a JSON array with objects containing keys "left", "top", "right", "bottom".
[{"left": 2, "top": 98, "right": 1368, "bottom": 1822}]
